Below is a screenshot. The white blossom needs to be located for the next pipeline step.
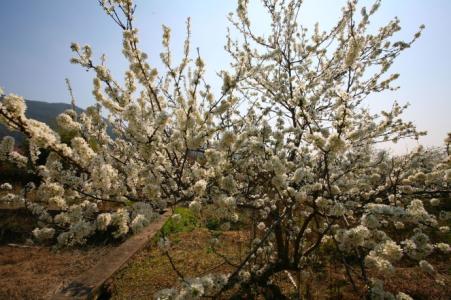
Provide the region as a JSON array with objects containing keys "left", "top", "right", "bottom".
[
  {"left": 419, "top": 260, "right": 435, "bottom": 275},
  {"left": 189, "top": 200, "right": 202, "bottom": 214},
  {"left": 130, "top": 214, "right": 149, "bottom": 233},
  {"left": 97, "top": 213, "right": 112, "bottom": 231},
  {"left": 0, "top": 182, "right": 12, "bottom": 190},
  {"left": 429, "top": 198, "right": 440, "bottom": 206},
  {"left": 33, "top": 227, "right": 55, "bottom": 241},
  {"left": 435, "top": 242, "right": 450, "bottom": 253},
  {"left": 193, "top": 179, "right": 208, "bottom": 196},
  {"left": 257, "top": 222, "right": 266, "bottom": 230}
]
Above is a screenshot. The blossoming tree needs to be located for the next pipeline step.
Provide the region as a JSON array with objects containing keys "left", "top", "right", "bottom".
[{"left": 0, "top": 0, "right": 449, "bottom": 298}]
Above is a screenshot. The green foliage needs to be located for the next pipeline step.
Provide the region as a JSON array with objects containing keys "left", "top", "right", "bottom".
[
  {"left": 205, "top": 217, "right": 221, "bottom": 231},
  {"left": 201, "top": 205, "right": 247, "bottom": 231},
  {"left": 161, "top": 207, "right": 197, "bottom": 236}
]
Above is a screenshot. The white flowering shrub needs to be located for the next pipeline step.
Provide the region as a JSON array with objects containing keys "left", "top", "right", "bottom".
[
  {"left": 1, "top": 0, "right": 227, "bottom": 246},
  {"left": 0, "top": 0, "right": 450, "bottom": 298}
]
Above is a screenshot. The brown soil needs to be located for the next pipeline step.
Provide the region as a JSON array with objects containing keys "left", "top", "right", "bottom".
[
  {"left": 110, "top": 228, "right": 248, "bottom": 299},
  {"left": 110, "top": 228, "right": 451, "bottom": 300},
  {"left": 0, "top": 244, "right": 112, "bottom": 299},
  {"left": 1, "top": 228, "right": 448, "bottom": 299}
]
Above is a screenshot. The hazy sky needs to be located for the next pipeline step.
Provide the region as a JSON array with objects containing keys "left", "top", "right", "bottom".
[{"left": 0, "top": 0, "right": 450, "bottom": 153}]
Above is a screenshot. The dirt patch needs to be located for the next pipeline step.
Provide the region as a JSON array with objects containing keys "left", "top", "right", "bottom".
[
  {"left": 0, "top": 244, "right": 112, "bottom": 299},
  {"left": 2, "top": 226, "right": 448, "bottom": 299},
  {"left": 110, "top": 228, "right": 450, "bottom": 299},
  {"left": 383, "top": 260, "right": 451, "bottom": 300},
  {"left": 110, "top": 228, "right": 249, "bottom": 299}
]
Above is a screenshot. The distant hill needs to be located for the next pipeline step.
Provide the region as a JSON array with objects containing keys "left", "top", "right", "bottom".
[{"left": 0, "top": 97, "right": 84, "bottom": 145}]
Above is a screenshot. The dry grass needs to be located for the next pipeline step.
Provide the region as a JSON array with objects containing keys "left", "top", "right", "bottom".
[
  {"left": 110, "top": 227, "right": 450, "bottom": 300},
  {"left": 0, "top": 244, "right": 112, "bottom": 299},
  {"left": 110, "top": 228, "right": 249, "bottom": 299}
]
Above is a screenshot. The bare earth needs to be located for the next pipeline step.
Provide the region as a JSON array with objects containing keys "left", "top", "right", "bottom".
[
  {"left": 0, "top": 244, "right": 111, "bottom": 300},
  {"left": 1, "top": 229, "right": 449, "bottom": 299},
  {"left": 110, "top": 228, "right": 451, "bottom": 300}
]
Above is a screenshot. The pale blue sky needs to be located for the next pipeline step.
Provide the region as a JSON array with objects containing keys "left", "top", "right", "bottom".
[{"left": 0, "top": 0, "right": 450, "bottom": 153}]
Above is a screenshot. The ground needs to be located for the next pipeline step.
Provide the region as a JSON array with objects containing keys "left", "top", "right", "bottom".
[
  {"left": 110, "top": 228, "right": 247, "bottom": 299},
  {"left": 110, "top": 227, "right": 451, "bottom": 300},
  {"left": 0, "top": 244, "right": 112, "bottom": 299},
  {"left": 0, "top": 207, "right": 449, "bottom": 299}
]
